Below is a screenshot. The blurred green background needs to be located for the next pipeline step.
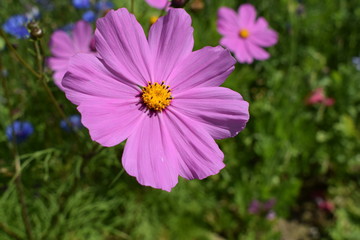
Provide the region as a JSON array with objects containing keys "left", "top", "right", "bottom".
[{"left": 1, "top": 0, "right": 360, "bottom": 239}]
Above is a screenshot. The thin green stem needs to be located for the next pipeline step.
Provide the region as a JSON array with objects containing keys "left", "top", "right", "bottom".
[
  {"left": 33, "top": 40, "right": 73, "bottom": 129},
  {"left": 131, "top": 0, "right": 134, "bottom": 13},
  {"left": 0, "top": 57, "right": 34, "bottom": 240},
  {"left": 0, "top": 30, "right": 40, "bottom": 78}
]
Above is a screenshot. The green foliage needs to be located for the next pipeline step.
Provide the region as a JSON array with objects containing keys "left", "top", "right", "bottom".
[{"left": 1, "top": 0, "right": 360, "bottom": 239}]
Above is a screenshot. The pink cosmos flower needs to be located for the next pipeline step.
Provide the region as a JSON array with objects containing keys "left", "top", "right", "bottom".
[
  {"left": 217, "top": 4, "right": 278, "bottom": 64},
  {"left": 145, "top": 0, "right": 169, "bottom": 9},
  {"left": 306, "top": 88, "right": 335, "bottom": 106},
  {"left": 62, "top": 8, "right": 249, "bottom": 191},
  {"left": 48, "top": 20, "right": 94, "bottom": 90}
]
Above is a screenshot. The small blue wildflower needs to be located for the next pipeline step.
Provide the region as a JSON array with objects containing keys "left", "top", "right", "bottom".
[
  {"left": 72, "top": 0, "right": 91, "bottom": 9},
  {"left": 82, "top": 10, "right": 96, "bottom": 22},
  {"left": 60, "top": 115, "right": 83, "bottom": 132},
  {"left": 6, "top": 121, "right": 34, "bottom": 143},
  {"left": 2, "top": 15, "right": 29, "bottom": 39},
  {"left": 352, "top": 57, "right": 360, "bottom": 71},
  {"left": 95, "top": 1, "right": 114, "bottom": 11}
]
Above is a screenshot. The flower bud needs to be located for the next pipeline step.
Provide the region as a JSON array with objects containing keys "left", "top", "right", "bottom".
[
  {"left": 170, "top": 0, "right": 189, "bottom": 8},
  {"left": 30, "top": 26, "right": 43, "bottom": 39},
  {"left": 27, "top": 21, "right": 38, "bottom": 30},
  {"left": 190, "top": 0, "right": 204, "bottom": 11}
]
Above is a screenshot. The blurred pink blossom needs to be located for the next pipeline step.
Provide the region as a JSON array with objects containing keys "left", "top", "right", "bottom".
[
  {"left": 248, "top": 198, "right": 276, "bottom": 220},
  {"left": 306, "top": 88, "right": 335, "bottom": 106},
  {"left": 48, "top": 21, "right": 94, "bottom": 90},
  {"left": 145, "top": 0, "right": 169, "bottom": 9},
  {"left": 217, "top": 4, "right": 278, "bottom": 64}
]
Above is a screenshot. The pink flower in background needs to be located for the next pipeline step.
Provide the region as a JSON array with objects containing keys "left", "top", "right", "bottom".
[
  {"left": 248, "top": 198, "right": 276, "bottom": 220},
  {"left": 62, "top": 8, "right": 249, "bottom": 191},
  {"left": 48, "top": 20, "right": 94, "bottom": 90},
  {"left": 145, "top": 0, "right": 169, "bottom": 9},
  {"left": 217, "top": 4, "right": 278, "bottom": 64},
  {"left": 306, "top": 88, "right": 335, "bottom": 106},
  {"left": 312, "top": 191, "right": 335, "bottom": 212}
]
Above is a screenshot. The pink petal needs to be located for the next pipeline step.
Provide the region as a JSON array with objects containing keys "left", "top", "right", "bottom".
[
  {"left": 172, "top": 87, "right": 249, "bottom": 139},
  {"left": 253, "top": 17, "right": 268, "bottom": 30},
  {"left": 62, "top": 53, "right": 139, "bottom": 105},
  {"left": 145, "top": 0, "right": 169, "bottom": 9},
  {"left": 148, "top": 8, "right": 194, "bottom": 83},
  {"left": 250, "top": 29, "right": 278, "bottom": 47},
  {"left": 245, "top": 41, "right": 270, "bottom": 60},
  {"left": 47, "top": 57, "right": 69, "bottom": 90},
  {"left": 238, "top": 4, "right": 257, "bottom": 28},
  {"left": 78, "top": 98, "right": 144, "bottom": 147},
  {"left": 122, "top": 114, "right": 179, "bottom": 191},
  {"left": 168, "top": 46, "right": 235, "bottom": 92},
  {"left": 72, "top": 20, "right": 93, "bottom": 52},
  {"left": 95, "top": 8, "right": 152, "bottom": 86},
  {"left": 49, "top": 31, "right": 75, "bottom": 57},
  {"left": 164, "top": 110, "right": 225, "bottom": 180},
  {"left": 217, "top": 7, "right": 239, "bottom": 36},
  {"left": 307, "top": 88, "right": 325, "bottom": 105},
  {"left": 53, "top": 70, "right": 67, "bottom": 90},
  {"left": 221, "top": 37, "right": 253, "bottom": 63},
  {"left": 47, "top": 57, "right": 68, "bottom": 71},
  {"left": 324, "top": 98, "right": 335, "bottom": 106}
]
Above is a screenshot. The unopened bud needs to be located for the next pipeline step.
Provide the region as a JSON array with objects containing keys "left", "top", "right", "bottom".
[
  {"left": 170, "top": 0, "right": 189, "bottom": 8},
  {"left": 30, "top": 26, "right": 43, "bottom": 39},
  {"left": 27, "top": 21, "right": 38, "bottom": 30},
  {"left": 190, "top": 0, "right": 204, "bottom": 11}
]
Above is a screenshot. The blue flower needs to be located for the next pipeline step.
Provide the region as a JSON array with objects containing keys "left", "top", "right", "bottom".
[
  {"left": 72, "top": 0, "right": 91, "bottom": 9},
  {"left": 2, "top": 15, "right": 29, "bottom": 39},
  {"left": 60, "top": 115, "right": 83, "bottom": 132},
  {"left": 82, "top": 10, "right": 96, "bottom": 22},
  {"left": 95, "top": 1, "right": 114, "bottom": 11},
  {"left": 6, "top": 121, "right": 34, "bottom": 143}
]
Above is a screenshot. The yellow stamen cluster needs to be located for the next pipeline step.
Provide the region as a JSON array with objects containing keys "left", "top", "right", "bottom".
[
  {"left": 239, "top": 29, "right": 250, "bottom": 39},
  {"left": 142, "top": 82, "right": 173, "bottom": 111}
]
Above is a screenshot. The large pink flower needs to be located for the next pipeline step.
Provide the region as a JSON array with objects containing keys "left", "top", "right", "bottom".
[
  {"left": 48, "top": 20, "right": 94, "bottom": 90},
  {"left": 145, "top": 0, "right": 169, "bottom": 9},
  {"left": 62, "top": 8, "right": 249, "bottom": 191},
  {"left": 217, "top": 4, "right": 278, "bottom": 64}
]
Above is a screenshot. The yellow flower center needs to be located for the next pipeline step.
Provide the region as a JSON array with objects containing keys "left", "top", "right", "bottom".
[
  {"left": 142, "top": 82, "right": 173, "bottom": 111},
  {"left": 149, "top": 16, "right": 159, "bottom": 25},
  {"left": 239, "top": 29, "right": 250, "bottom": 38}
]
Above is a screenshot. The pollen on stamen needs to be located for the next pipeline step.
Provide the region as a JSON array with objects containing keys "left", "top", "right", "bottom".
[
  {"left": 239, "top": 29, "right": 250, "bottom": 38},
  {"left": 141, "top": 82, "right": 173, "bottom": 112}
]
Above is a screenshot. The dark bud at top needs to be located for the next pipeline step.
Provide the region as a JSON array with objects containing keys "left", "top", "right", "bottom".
[
  {"left": 170, "top": 0, "right": 189, "bottom": 8},
  {"left": 27, "top": 21, "right": 39, "bottom": 30},
  {"left": 27, "top": 22, "right": 43, "bottom": 39},
  {"left": 30, "top": 27, "right": 43, "bottom": 39}
]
